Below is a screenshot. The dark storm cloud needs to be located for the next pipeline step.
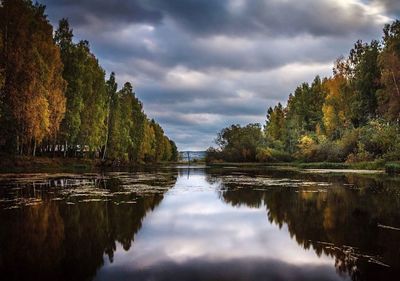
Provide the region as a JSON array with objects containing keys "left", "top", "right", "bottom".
[
  {"left": 43, "top": 0, "right": 386, "bottom": 73},
  {"left": 40, "top": 0, "right": 393, "bottom": 150},
  {"left": 93, "top": 29, "right": 351, "bottom": 72},
  {"left": 154, "top": 0, "right": 380, "bottom": 37},
  {"left": 43, "top": 0, "right": 162, "bottom": 26},
  {"left": 45, "top": 0, "right": 382, "bottom": 37}
]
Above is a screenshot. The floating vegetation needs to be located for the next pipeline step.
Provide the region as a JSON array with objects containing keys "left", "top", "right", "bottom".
[
  {"left": 79, "top": 198, "right": 109, "bottom": 203},
  {"left": 113, "top": 200, "right": 136, "bottom": 205},
  {"left": 0, "top": 171, "right": 177, "bottom": 210},
  {"left": 302, "top": 169, "right": 384, "bottom": 174},
  {"left": 218, "top": 175, "right": 332, "bottom": 190}
]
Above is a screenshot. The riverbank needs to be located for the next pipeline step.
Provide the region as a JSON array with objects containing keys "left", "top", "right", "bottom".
[
  {"left": 0, "top": 155, "right": 181, "bottom": 173},
  {"left": 0, "top": 155, "right": 100, "bottom": 173},
  {"left": 207, "top": 161, "right": 400, "bottom": 174},
  {"left": 1, "top": 155, "right": 399, "bottom": 174}
]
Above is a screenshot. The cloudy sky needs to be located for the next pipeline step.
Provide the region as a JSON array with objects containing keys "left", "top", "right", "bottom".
[{"left": 41, "top": 0, "right": 399, "bottom": 150}]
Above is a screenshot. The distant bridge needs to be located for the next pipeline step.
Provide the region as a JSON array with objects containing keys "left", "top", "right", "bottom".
[{"left": 178, "top": 151, "right": 206, "bottom": 162}]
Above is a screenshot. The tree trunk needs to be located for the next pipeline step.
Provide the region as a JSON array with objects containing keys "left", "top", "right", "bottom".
[
  {"left": 16, "top": 136, "right": 19, "bottom": 155},
  {"left": 102, "top": 143, "right": 107, "bottom": 161},
  {"left": 391, "top": 70, "right": 400, "bottom": 97},
  {"left": 64, "top": 140, "right": 67, "bottom": 158},
  {"left": 33, "top": 139, "right": 36, "bottom": 157},
  {"left": 103, "top": 97, "right": 112, "bottom": 161},
  {"left": 52, "top": 140, "right": 56, "bottom": 158}
]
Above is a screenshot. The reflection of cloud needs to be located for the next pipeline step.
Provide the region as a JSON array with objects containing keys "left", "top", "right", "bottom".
[
  {"left": 41, "top": 0, "right": 397, "bottom": 150},
  {"left": 97, "top": 172, "right": 336, "bottom": 277},
  {"left": 96, "top": 257, "right": 348, "bottom": 281}
]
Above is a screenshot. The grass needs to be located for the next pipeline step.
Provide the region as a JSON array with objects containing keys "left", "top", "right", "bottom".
[
  {"left": 208, "top": 160, "right": 387, "bottom": 171},
  {"left": 0, "top": 154, "right": 180, "bottom": 173},
  {"left": 298, "top": 160, "right": 386, "bottom": 170},
  {"left": 297, "top": 162, "right": 350, "bottom": 169},
  {"left": 0, "top": 154, "right": 99, "bottom": 173},
  {"left": 385, "top": 162, "right": 400, "bottom": 174}
]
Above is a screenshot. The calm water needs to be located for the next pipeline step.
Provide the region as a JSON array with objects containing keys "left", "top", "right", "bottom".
[{"left": 1, "top": 167, "right": 400, "bottom": 281}]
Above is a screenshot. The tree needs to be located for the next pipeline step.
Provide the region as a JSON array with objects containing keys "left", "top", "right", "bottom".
[
  {"left": 265, "top": 103, "right": 285, "bottom": 142},
  {"left": 378, "top": 20, "right": 400, "bottom": 122},
  {"left": 169, "top": 140, "right": 178, "bottom": 161},
  {"left": 151, "top": 120, "right": 166, "bottom": 162},
  {"left": 77, "top": 40, "right": 108, "bottom": 156},
  {"left": 103, "top": 72, "right": 118, "bottom": 160},
  {"left": 126, "top": 85, "right": 146, "bottom": 162},
  {"left": 161, "top": 137, "right": 172, "bottom": 161},
  {"left": 322, "top": 75, "right": 349, "bottom": 139},
  {"left": 216, "top": 123, "right": 264, "bottom": 162},
  {"left": 55, "top": 19, "right": 84, "bottom": 154},
  {"left": 0, "top": 0, "right": 66, "bottom": 155},
  {"left": 138, "top": 119, "right": 156, "bottom": 162},
  {"left": 344, "top": 40, "right": 381, "bottom": 126}
]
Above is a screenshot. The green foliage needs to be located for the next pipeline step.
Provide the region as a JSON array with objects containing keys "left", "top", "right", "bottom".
[
  {"left": 348, "top": 40, "right": 381, "bottom": 126},
  {"left": 215, "top": 123, "right": 264, "bottom": 162},
  {"left": 356, "top": 120, "right": 400, "bottom": 160},
  {"left": 256, "top": 147, "right": 292, "bottom": 162},
  {"left": 169, "top": 140, "right": 179, "bottom": 162},
  {"left": 205, "top": 147, "right": 224, "bottom": 163},
  {"left": 265, "top": 103, "right": 285, "bottom": 141},
  {"left": 286, "top": 77, "right": 326, "bottom": 133},
  {"left": 385, "top": 162, "right": 400, "bottom": 174},
  {"left": 378, "top": 20, "right": 400, "bottom": 121},
  {"left": 0, "top": 6, "right": 176, "bottom": 162}
]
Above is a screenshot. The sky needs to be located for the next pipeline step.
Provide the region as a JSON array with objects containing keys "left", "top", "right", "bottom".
[{"left": 41, "top": 0, "right": 400, "bottom": 151}]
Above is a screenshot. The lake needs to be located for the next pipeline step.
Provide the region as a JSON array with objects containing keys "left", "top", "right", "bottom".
[{"left": 0, "top": 166, "right": 399, "bottom": 281}]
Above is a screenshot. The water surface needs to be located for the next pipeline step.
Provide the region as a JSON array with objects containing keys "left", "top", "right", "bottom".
[{"left": 0, "top": 167, "right": 399, "bottom": 280}]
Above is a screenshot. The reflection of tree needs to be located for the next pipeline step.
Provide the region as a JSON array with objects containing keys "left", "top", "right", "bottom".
[
  {"left": 214, "top": 170, "right": 400, "bottom": 280},
  {"left": 0, "top": 202, "right": 65, "bottom": 280},
  {"left": 0, "top": 171, "right": 177, "bottom": 281}
]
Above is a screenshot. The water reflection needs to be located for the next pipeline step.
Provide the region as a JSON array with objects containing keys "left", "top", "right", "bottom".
[
  {"left": 0, "top": 167, "right": 399, "bottom": 280},
  {"left": 0, "top": 170, "right": 177, "bottom": 281},
  {"left": 211, "top": 168, "right": 400, "bottom": 280}
]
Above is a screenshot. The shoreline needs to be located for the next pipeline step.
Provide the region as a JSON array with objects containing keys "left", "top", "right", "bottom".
[
  {"left": 207, "top": 161, "right": 400, "bottom": 174},
  {"left": 1, "top": 156, "right": 399, "bottom": 175},
  {"left": 0, "top": 155, "right": 180, "bottom": 173}
]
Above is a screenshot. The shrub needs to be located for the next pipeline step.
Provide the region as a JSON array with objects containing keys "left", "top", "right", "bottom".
[
  {"left": 205, "top": 147, "right": 223, "bottom": 163},
  {"left": 297, "top": 136, "right": 343, "bottom": 162},
  {"left": 358, "top": 120, "right": 399, "bottom": 157},
  {"left": 338, "top": 129, "right": 359, "bottom": 157},
  {"left": 256, "top": 147, "right": 292, "bottom": 162},
  {"left": 316, "top": 141, "right": 343, "bottom": 162},
  {"left": 346, "top": 143, "right": 374, "bottom": 163},
  {"left": 296, "top": 135, "right": 317, "bottom": 161},
  {"left": 382, "top": 140, "right": 400, "bottom": 161},
  {"left": 385, "top": 163, "right": 400, "bottom": 174}
]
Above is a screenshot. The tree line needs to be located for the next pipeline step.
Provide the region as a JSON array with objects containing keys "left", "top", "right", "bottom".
[
  {"left": 0, "top": 0, "right": 178, "bottom": 163},
  {"left": 207, "top": 20, "right": 400, "bottom": 164}
]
